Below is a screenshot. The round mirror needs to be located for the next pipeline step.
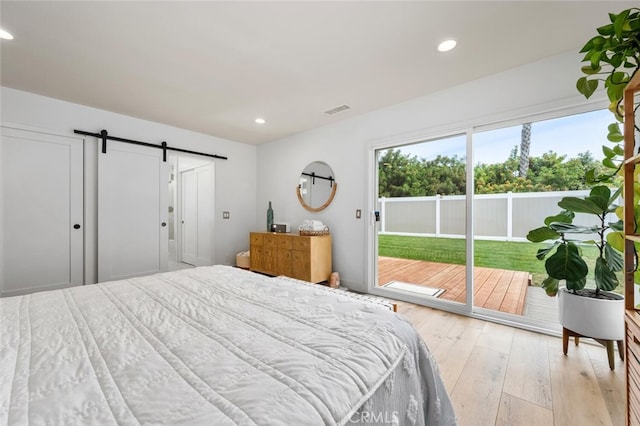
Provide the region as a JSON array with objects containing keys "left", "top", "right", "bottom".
[{"left": 296, "top": 161, "right": 337, "bottom": 212}]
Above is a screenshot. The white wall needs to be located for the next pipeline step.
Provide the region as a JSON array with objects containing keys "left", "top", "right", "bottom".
[
  {"left": 256, "top": 51, "right": 608, "bottom": 292},
  {"left": 2, "top": 50, "right": 608, "bottom": 291},
  {"left": 1, "top": 87, "right": 257, "bottom": 285}
]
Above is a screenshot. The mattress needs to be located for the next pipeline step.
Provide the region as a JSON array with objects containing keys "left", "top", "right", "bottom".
[{"left": 0, "top": 265, "right": 455, "bottom": 425}]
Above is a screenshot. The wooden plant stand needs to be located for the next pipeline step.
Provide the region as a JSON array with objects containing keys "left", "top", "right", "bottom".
[{"left": 563, "top": 327, "right": 624, "bottom": 370}]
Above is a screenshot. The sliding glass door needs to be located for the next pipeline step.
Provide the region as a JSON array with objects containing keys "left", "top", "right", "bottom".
[
  {"left": 370, "top": 107, "right": 616, "bottom": 329},
  {"left": 472, "top": 109, "right": 615, "bottom": 326},
  {"left": 373, "top": 134, "right": 468, "bottom": 311}
]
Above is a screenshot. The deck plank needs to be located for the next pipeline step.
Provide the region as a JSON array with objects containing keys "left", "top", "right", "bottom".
[
  {"left": 483, "top": 269, "right": 514, "bottom": 311},
  {"left": 474, "top": 267, "right": 503, "bottom": 307},
  {"left": 378, "top": 257, "right": 528, "bottom": 315}
]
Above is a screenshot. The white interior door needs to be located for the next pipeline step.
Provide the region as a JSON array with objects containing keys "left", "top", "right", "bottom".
[
  {"left": 1, "top": 126, "right": 83, "bottom": 296},
  {"left": 98, "top": 141, "right": 168, "bottom": 282},
  {"left": 180, "top": 162, "right": 214, "bottom": 266},
  {"left": 181, "top": 168, "right": 198, "bottom": 265}
]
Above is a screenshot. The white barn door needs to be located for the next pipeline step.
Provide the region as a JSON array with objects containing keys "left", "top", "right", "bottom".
[
  {"left": 1, "top": 126, "right": 83, "bottom": 296},
  {"left": 98, "top": 141, "right": 168, "bottom": 282}
]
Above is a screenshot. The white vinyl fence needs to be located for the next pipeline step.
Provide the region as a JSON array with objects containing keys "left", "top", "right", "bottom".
[{"left": 378, "top": 190, "right": 617, "bottom": 241}]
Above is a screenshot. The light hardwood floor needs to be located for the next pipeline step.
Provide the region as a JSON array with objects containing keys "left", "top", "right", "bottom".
[{"left": 395, "top": 301, "right": 625, "bottom": 426}]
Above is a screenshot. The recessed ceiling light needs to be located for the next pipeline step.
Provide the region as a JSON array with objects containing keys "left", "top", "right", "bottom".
[
  {"left": 437, "top": 39, "right": 456, "bottom": 52},
  {"left": 255, "top": 118, "right": 266, "bottom": 124},
  {"left": 0, "top": 28, "right": 14, "bottom": 40}
]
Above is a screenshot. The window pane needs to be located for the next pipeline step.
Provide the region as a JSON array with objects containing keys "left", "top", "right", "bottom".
[
  {"left": 473, "top": 109, "right": 617, "bottom": 323},
  {"left": 377, "top": 134, "right": 467, "bottom": 307}
]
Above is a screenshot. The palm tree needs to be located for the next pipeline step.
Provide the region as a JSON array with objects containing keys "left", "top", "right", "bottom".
[{"left": 519, "top": 122, "right": 532, "bottom": 178}]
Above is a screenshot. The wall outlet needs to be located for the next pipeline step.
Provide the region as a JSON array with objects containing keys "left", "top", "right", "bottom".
[
  {"left": 356, "top": 209, "right": 361, "bottom": 219},
  {"left": 223, "top": 211, "right": 230, "bottom": 219}
]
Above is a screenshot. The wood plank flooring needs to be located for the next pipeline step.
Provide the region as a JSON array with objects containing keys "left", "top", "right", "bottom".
[
  {"left": 395, "top": 300, "right": 624, "bottom": 426},
  {"left": 379, "top": 257, "right": 529, "bottom": 315}
]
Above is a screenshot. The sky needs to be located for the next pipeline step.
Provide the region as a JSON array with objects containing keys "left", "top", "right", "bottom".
[{"left": 395, "top": 109, "right": 613, "bottom": 164}]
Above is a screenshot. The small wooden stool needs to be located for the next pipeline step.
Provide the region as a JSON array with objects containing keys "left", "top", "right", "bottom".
[{"left": 562, "top": 327, "right": 624, "bottom": 370}]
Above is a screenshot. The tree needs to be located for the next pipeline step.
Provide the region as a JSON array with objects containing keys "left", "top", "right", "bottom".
[
  {"left": 378, "top": 150, "right": 466, "bottom": 197},
  {"left": 419, "top": 155, "right": 466, "bottom": 195},
  {"left": 379, "top": 148, "right": 603, "bottom": 197},
  {"left": 519, "top": 123, "right": 532, "bottom": 178},
  {"left": 378, "top": 149, "right": 424, "bottom": 197}
]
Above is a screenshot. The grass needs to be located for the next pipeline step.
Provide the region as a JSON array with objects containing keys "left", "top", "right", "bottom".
[{"left": 378, "top": 234, "right": 603, "bottom": 287}]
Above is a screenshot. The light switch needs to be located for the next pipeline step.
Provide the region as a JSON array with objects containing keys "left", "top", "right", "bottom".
[
  {"left": 223, "top": 211, "right": 230, "bottom": 219},
  {"left": 356, "top": 209, "right": 361, "bottom": 219}
]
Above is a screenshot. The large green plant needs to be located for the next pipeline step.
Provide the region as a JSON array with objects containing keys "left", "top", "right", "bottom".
[
  {"left": 577, "top": 8, "right": 640, "bottom": 184},
  {"left": 572, "top": 7, "right": 640, "bottom": 292},
  {"left": 529, "top": 8, "right": 640, "bottom": 298},
  {"left": 527, "top": 186, "right": 623, "bottom": 297}
]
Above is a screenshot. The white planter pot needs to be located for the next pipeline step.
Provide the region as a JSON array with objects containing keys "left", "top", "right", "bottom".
[{"left": 558, "top": 287, "right": 624, "bottom": 341}]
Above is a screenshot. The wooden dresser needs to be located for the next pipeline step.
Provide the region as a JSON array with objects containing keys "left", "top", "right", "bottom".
[
  {"left": 623, "top": 71, "right": 640, "bottom": 426},
  {"left": 627, "top": 312, "right": 640, "bottom": 425},
  {"left": 249, "top": 232, "right": 332, "bottom": 283}
]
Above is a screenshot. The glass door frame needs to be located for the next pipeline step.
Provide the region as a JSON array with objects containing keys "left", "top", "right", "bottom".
[
  {"left": 366, "top": 128, "right": 474, "bottom": 318},
  {"left": 364, "top": 102, "right": 608, "bottom": 335}
]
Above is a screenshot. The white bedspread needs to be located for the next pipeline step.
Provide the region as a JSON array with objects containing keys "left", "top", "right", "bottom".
[{"left": 0, "top": 265, "right": 455, "bottom": 425}]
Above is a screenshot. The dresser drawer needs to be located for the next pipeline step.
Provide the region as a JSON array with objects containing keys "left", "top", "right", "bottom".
[
  {"left": 277, "top": 249, "right": 292, "bottom": 276},
  {"left": 628, "top": 387, "right": 640, "bottom": 425},
  {"left": 264, "top": 234, "right": 278, "bottom": 248},
  {"left": 292, "top": 237, "right": 310, "bottom": 251},
  {"left": 292, "top": 250, "right": 310, "bottom": 281},
  {"left": 628, "top": 320, "right": 640, "bottom": 364},
  {"left": 250, "top": 245, "right": 263, "bottom": 270},
  {"left": 292, "top": 250, "right": 310, "bottom": 263},
  {"left": 627, "top": 313, "right": 640, "bottom": 426},
  {"left": 277, "top": 235, "right": 292, "bottom": 249},
  {"left": 250, "top": 233, "right": 264, "bottom": 246}
]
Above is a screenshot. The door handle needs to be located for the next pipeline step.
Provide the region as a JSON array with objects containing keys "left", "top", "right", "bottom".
[
  {"left": 73, "top": 224, "right": 81, "bottom": 229},
  {"left": 161, "top": 222, "right": 167, "bottom": 227}
]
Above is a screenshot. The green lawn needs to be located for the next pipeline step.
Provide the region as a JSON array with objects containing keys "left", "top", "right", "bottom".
[{"left": 378, "top": 234, "right": 602, "bottom": 286}]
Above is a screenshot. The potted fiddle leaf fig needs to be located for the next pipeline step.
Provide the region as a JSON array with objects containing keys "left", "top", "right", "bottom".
[
  {"left": 526, "top": 7, "right": 640, "bottom": 369},
  {"left": 527, "top": 185, "right": 624, "bottom": 344},
  {"left": 569, "top": 7, "right": 640, "bottom": 340},
  {"left": 577, "top": 7, "right": 640, "bottom": 185},
  {"left": 523, "top": 7, "right": 640, "bottom": 370}
]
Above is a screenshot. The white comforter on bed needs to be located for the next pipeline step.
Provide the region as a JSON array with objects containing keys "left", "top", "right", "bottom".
[{"left": 0, "top": 265, "right": 455, "bottom": 425}]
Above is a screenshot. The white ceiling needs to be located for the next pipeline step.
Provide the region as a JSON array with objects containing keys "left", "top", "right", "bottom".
[{"left": 1, "top": 1, "right": 636, "bottom": 145}]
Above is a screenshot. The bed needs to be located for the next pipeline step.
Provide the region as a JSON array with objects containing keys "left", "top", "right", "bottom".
[{"left": 0, "top": 265, "right": 456, "bottom": 425}]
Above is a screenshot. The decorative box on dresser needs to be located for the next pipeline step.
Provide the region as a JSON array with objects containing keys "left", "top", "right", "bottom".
[
  {"left": 623, "top": 71, "right": 640, "bottom": 426},
  {"left": 249, "top": 232, "right": 332, "bottom": 283}
]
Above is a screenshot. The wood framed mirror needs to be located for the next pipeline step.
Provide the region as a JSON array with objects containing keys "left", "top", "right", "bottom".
[{"left": 296, "top": 161, "right": 337, "bottom": 212}]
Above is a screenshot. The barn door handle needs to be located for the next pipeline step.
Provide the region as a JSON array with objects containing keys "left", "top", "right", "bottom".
[
  {"left": 73, "top": 224, "right": 81, "bottom": 229},
  {"left": 161, "top": 222, "right": 167, "bottom": 227}
]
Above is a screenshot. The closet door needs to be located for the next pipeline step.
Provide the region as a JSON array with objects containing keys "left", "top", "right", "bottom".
[
  {"left": 180, "top": 163, "right": 214, "bottom": 266},
  {"left": 98, "top": 141, "right": 168, "bottom": 282},
  {"left": 1, "top": 126, "right": 83, "bottom": 296},
  {"left": 180, "top": 168, "right": 198, "bottom": 265}
]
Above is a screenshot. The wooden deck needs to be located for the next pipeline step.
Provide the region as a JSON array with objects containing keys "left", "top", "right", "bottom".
[{"left": 378, "top": 256, "right": 530, "bottom": 315}]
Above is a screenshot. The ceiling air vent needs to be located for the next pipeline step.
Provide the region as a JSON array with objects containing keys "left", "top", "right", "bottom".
[{"left": 324, "top": 104, "right": 351, "bottom": 115}]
